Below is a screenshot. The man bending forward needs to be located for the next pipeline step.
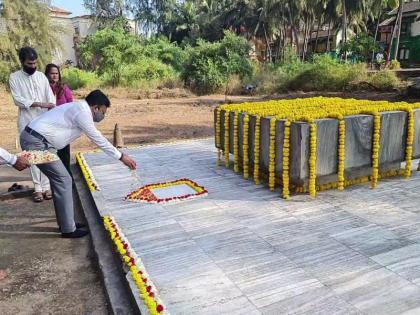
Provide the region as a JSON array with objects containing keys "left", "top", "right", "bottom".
[{"left": 20, "top": 90, "right": 136, "bottom": 238}]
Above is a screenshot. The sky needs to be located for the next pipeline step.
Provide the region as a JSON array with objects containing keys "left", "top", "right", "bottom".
[{"left": 52, "top": 0, "right": 88, "bottom": 16}]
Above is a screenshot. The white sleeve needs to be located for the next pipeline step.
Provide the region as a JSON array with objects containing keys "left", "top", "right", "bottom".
[
  {"left": 9, "top": 76, "right": 33, "bottom": 109},
  {"left": 75, "top": 112, "right": 122, "bottom": 160},
  {"left": 0, "top": 148, "right": 17, "bottom": 165}
]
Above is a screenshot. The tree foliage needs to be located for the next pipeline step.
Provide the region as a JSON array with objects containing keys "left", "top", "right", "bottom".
[{"left": 0, "top": 0, "right": 62, "bottom": 69}]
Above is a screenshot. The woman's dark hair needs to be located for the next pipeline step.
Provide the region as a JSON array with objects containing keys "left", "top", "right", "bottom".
[
  {"left": 85, "top": 90, "right": 111, "bottom": 107},
  {"left": 45, "top": 63, "right": 65, "bottom": 98},
  {"left": 19, "top": 47, "right": 38, "bottom": 63}
]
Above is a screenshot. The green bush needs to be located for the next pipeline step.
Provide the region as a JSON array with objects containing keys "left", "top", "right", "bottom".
[
  {"left": 119, "top": 57, "right": 178, "bottom": 88},
  {"left": 62, "top": 67, "right": 102, "bottom": 90},
  {"left": 368, "top": 70, "right": 401, "bottom": 91},
  {"left": 141, "top": 37, "right": 187, "bottom": 73},
  {"left": 288, "top": 55, "right": 367, "bottom": 91},
  {"left": 0, "top": 61, "right": 11, "bottom": 85},
  {"left": 182, "top": 31, "right": 254, "bottom": 94},
  {"left": 390, "top": 59, "right": 401, "bottom": 70}
]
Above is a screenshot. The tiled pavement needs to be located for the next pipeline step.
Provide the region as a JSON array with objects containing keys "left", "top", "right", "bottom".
[{"left": 83, "top": 138, "right": 420, "bottom": 315}]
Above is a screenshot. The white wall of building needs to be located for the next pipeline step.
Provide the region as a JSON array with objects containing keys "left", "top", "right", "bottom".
[
  {"left": 51, "top": 16, "right": 77, "bottom": 65},
  {"left": 410, "top": 13, "right": 420, "bottom": 37}
]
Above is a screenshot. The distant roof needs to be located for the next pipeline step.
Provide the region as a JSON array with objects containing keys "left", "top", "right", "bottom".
[
  {"left": 49, "top": 5, "right": 72, "bottom": 15},
  {"left": 388, "top": 2, "right": 420, "bottom": 15},
  {"left": 379, "top": 16, "right": 396, "bottom": 27},
  {"left": 72, "top": 15, "right": 92, "bottom": 19}
]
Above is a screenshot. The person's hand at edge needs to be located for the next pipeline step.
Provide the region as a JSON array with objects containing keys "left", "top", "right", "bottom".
[
  {"left": 13, "top": 156, "right": 30, "bottom": 171},
  {"left": 120, "top": 153, "right": 137, "bottom": 170}
]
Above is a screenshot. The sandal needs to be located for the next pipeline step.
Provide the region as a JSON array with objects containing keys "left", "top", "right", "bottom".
[
  {"left": 44, "top": 190, "right": 53, "bottom": 200},
  {"left": 33, "top": 192, "right": 44, "bottom": 203},
  {"left": 8, "top": 183, "right": 21, "bottom": 192}
]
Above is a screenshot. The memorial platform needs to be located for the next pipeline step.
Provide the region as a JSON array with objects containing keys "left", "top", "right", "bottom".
[{"left": 80, "top": 138, "right": 420, "bottom": 315}]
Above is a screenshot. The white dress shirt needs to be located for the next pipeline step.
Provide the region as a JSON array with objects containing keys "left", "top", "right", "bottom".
[
  {"left": 28, "top": 100, "right": 122, "bottom": 160},
  {"left": 9, "top": 70, "right": 56, "bottom": 132},
  {"left": 0, "top": 147, "right": 17, "bottom": 166}
]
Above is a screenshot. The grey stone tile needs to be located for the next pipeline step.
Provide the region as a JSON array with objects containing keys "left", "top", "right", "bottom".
[
  {"left": 331, "top": 224, "right": 414, "bottom": 257},
  {"left": 371, "top": 244, "right": 420, "bottom": 286},
  {"left": 261, "top": 286, "right": 362, "bottom": 315},
  {"left": 331, "top": 268, "right": 420, "bottom": 315}
]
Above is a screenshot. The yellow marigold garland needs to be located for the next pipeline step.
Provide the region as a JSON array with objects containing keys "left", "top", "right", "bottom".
[
  {"left": 76, "top": 152, "right": 99, "bottom": 192},
  {"left": 103, "top": 216, "right": 167, "bottom": 315},
  {"left": 243, "top": 114, "right": 250, "bottom": 179},
  {"left": 254, "top": 116, "right": 261, "bottom": 185},
  {"left": 224, "top": 110, "right": 230, "bottom": 168},
  {"left": 269, "top": 118, "right": 277, "bottom": 191},
  {"left": 233, "top": 112, "right": 239, "bottom": 173},
  {"left": 215, "top": 108, "right": 222, "bottom": 167},
  {"left": 309, "top": 122, "right": 317, "bottom": 197},
  {"left": 371, "top": 113, "right": 381, "bottom": 188},
  {"left": 282, "top": 121, "right": 291, "bottom": 199},
  {"left": 216, "top": 97, "right": 420, "bottom": 198},
  {"left": 337, "top": 118, "right": 346, "bottom": 191},
  {"left": 405, "top": 108, "right": 414, "bottom": 177}
]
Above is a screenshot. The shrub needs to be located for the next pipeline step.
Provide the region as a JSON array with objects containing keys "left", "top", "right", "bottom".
[
  {"left": 390, "top": 59, "right": 401, "bottom": 70},
  {"left": 0, "top": 61, "right": 11, "bottom": 85},
  {"left": 368, "top": 70, "right": 401, "bottom": 91},
  {"left": 62, "top": 67, "right": 102, "bottom": 90},
  {"left": 288, "top": 55, "right": 367, "bottom": 91},
  {"left": 182, "top": 31, "right": 254, "bottom": 94},
  {"left": 141, "top": 37, "right": 187, "bottom": 73},
  {"left": 119, "top": 57, "right": 178, "bottom": 88}
]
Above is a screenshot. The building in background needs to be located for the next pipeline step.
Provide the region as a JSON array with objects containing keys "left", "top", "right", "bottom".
[
  {"left": 379, "top": 2, "right": 420, "bottom": 67},
  {"left": 49, "top": 6, "right": 138, "bottom": 66}
]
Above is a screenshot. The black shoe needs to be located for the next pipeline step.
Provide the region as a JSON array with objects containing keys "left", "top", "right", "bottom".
[
  {"left": 61, "top": 228, "right": 89, "bottom": 238},
  {"left": 58, "top": 223, "right": 87, "bottom": 233}
]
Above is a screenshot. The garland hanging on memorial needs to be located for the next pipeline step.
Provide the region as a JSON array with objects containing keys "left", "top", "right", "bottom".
[
  {"left": 224, "top": 111, "right": 230, "bottom": 168},
  {"left": 215, "top": 108, "right": 222, "bottom": 166},
  {"left": 254, "top": 116, "right": 261, "bottom": 185},
  {"left": 282, "top": 121, "right": 291, "bottom": 199},
  {"left": 233, "top": 112, "right": 239, "bottom": 173},
  {"left": 243, "top": 114, "right": 250, "bottom": 179},
  {"left": 337, "top": 117, "right": 346, "bottom": 191},
  {"left": 103, "top": 216, "right": 168, "bottom": 315},
  {"left": 214, "top": 97, "right": 420, "bottom": 199},
  {"left": 269, "top": 118, "right": 277, "bottom": 191}
]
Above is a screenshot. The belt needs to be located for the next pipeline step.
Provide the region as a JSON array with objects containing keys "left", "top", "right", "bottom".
[{"left": 24, "top": 126, "right": 49, "bottom": 144}]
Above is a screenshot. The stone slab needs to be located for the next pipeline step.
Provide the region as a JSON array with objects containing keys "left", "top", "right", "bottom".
[
  {"left": 79, "top": 138, "right": 420, "bottom": 314},
  {"left": 217, "top": 109, "right": 419, "bottom": 186}
]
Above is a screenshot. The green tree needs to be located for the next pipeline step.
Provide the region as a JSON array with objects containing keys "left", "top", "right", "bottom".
[
  {"left": 84, "top": 0, "right": 127, "bottom": 27},
  {"left": 79, "top": 19, "right": 143, "bottom": 86},
  {"left": 0, "top": 0, "right": 61, "bottom": 69}
]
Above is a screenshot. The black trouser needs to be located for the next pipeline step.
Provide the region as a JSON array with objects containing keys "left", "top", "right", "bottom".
[{"left": 57, "top": 145, "right": 72, "bottom": 178}]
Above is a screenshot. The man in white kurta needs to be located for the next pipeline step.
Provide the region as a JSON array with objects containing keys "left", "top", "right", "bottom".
[{"left": 9, "top": 47, "right": 56, "bottom": 200}]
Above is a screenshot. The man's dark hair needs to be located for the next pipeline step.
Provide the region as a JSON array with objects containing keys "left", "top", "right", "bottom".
[
  {"left": 85, "top": 89, "right": 111, "bottom": 107},
  {"left": 18, "top": 47, "right": 38, "bottom": 63}
]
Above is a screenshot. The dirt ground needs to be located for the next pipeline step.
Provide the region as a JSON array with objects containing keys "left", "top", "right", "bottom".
[
  {"left": 0, "top": 87, "right": 412, "bottom": 154},
  {"left": 0, "top": 167, "right": 108, "bottom": 315}
]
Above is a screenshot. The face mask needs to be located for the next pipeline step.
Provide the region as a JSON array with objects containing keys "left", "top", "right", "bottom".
[
  {"left": 23, "top": 65, "right": 36, "bottom": 75},
  {"left": 93, "top": 110, "right": 105, "bottom": 123}
]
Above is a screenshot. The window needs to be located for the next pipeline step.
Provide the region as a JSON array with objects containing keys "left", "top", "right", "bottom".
[
  {"left": 399, "top": 47, "right": 410, "bottom": 61},
  {"left": 400, "top": 22, "right": 409, "bottom": 34},
  {"left": 74, "top": 26, "right": 80, "bottom": 36}
]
